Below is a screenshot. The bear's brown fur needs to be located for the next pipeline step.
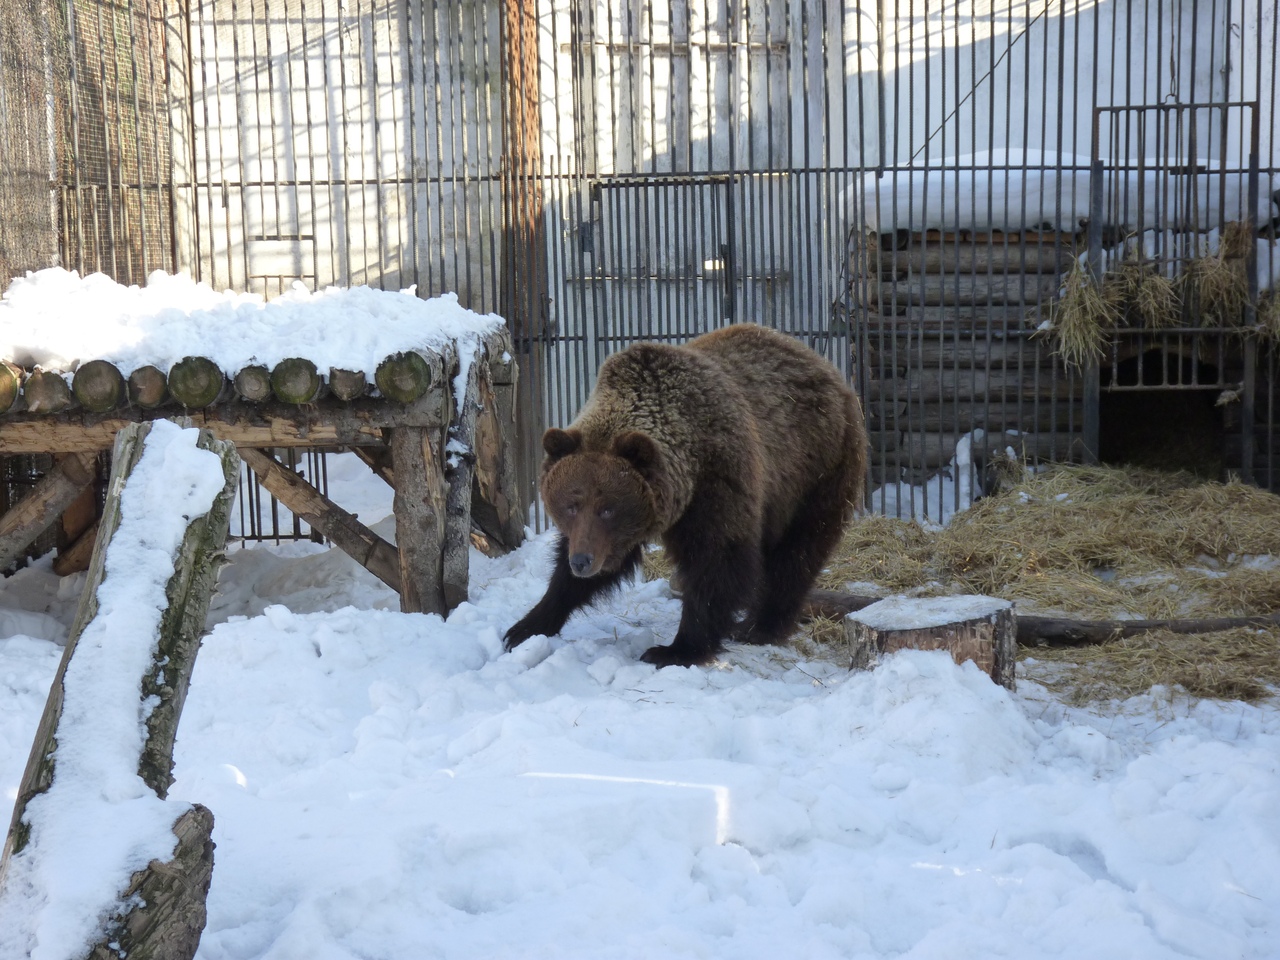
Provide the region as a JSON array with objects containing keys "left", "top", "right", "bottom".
[{"left": 504, "top": 323, "right": 867, "bottom": 667}]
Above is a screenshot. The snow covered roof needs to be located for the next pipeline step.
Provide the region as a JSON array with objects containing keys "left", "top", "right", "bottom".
[{"left": 0, "top": 269, "right": 506, "bottom": 379}]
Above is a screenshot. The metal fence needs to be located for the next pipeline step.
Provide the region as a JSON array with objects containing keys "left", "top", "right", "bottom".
[{"left": 2, "top": 0, "right": 1278, "bottom": 528}]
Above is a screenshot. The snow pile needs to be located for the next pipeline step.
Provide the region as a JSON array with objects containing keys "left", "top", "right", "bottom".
[
  {"left": 0, "top": 268, "right": 506, "bottom": 379},
  {"left": 853, "top": 150, "right": 1280, "bottom": 234},
  {"left": 849, "top": 594, "right": 1012, "bottom": 631},
  {"left": 868, "top": 429, "right": 987, "bottom": 524},
  {"left": 0, "top": 421, "right": 228, "bottom": 959}
]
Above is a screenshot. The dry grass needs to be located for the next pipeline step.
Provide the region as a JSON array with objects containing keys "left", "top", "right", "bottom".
[
  {"left": 1047, "top": 258, "right": 1122, "bottom": 365},
  {"left": 1258, "top": 291, "right": 1280, "bottom": 341},
  {"left": 1021, "top": 625, "right": 1280, "bottom": 704}
]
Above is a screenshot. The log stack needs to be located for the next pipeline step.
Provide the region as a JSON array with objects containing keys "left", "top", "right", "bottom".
[
  {"left": 0, "top": 328, "right": 524, "bottom": 618},
  {"left": 851, "top": 229, "right": 1086, "bottom": 487}
]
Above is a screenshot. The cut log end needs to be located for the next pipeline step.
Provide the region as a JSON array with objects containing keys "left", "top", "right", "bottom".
[
  {"left": 328, "top": 367, "right": 368, "bottom": 402},
  {"left": 233, "top": 364, "right": 272, "bottom": 403},
  {"left": 72, "top": 359, "right": 127, "bottom": 413},
  {"left": 169, "top": 357, "right": 227, "bottom": 409},
  {"left": 0, "top": 361, "right": 23, "bottom": 414},
  {"left": 271, "top": 358, "right": 324, "bottom": 404},
  {"left": 845, "top": 595, "right": 1017, "bottom": 690},
  {"left": 128, "top": 365, "right": 169, "bottom": 408},
  {"left": 23, "top": 370, "right": 73, "bottom": 415},
  {"left": 375, "top": 351, "right": 433, "bottom": 404}
]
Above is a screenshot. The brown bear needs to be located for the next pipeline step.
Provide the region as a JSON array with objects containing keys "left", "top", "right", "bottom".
[{"left": 503, "top": 323, "right": 867, "bottom": 667}]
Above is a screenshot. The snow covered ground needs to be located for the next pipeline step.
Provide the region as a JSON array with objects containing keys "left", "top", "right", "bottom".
[
  {"left": 0, "top": 270, "right": 1276, "bottom": 956},
  {"left": 0, "top": 450, "right": 1277, "bottom": 958}
]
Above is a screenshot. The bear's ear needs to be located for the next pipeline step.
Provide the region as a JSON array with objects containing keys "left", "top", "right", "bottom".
[
  {"left": 611, "top": 431, "right": 663, "bottom": 483},
  {"left": 543, "top": 427, "right": 582, "bottom": 461}
]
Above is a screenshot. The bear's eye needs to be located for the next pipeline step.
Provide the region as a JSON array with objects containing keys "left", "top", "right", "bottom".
[{"left": 598, "top": 505, "right": 615, "bottom": 520}]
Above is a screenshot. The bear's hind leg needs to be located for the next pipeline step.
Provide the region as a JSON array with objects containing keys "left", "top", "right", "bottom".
[
  {"left": 504, "top": 535, "right": 642, "bottom": 650},
  {"left": 740, "top": 471, "right": 857, "bottom": 647}
]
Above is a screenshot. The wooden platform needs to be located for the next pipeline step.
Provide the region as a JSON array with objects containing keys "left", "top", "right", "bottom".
[{"left": 0, "top": 330, "right": 524, "bottom": 617}]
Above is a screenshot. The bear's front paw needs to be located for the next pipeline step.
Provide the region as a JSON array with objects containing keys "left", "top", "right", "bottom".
[
  {"left": 503, "top": 621, "right": 538, "bottom": 651},
  {"left": 640, "top": 641, "right": 716, "bottom": 668}
]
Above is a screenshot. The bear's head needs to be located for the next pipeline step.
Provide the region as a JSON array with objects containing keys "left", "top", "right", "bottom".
[{"left": 539, "top": 427, "right": 667, "bottom": 578}]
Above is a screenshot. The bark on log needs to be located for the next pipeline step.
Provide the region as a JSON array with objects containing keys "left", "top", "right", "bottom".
[
  {"left": 861, "top": 237, "right": 1075, "bottom": 277},
  {"left": 233, "top": 364, "right": 272, "bottom": 402},
  {"left": 72, "top": 359, "right": 127, "bottom": 413},
  {"left": 862, "top": 272, "right": 1062, "bottom": 308},
  {"left": 23, "top": 369, "right": 73, "bottom": 414},
  {"left": 271, "top": 358, "right": 324, "bottom": 404},
  {"left": 863, "top": 368, "right": 1079, "bottom": 404},
  {"left": 0, "top": 361, "right": 23, "bottom": 414},
  {"left": 328, "top": 367, "right": 368, "bottom": 402},
  {"left": 86, "top": 804, "right": 215, "bottom": 960},
  {"left": 470, "top": 329, "right": 524, "bottom": 553},
  {"left": 443, "top": 353, "right": 482, "bottom": 610},
  {"left": 845, "top": 595, "right": 1017, "bottom": 689},
  {"left": 0, "top": 451, "right": 97, "bottom": 570},
  {"left": 1, "top": 421, "right": 237, "bottom": 958},
  {"left": 169, "top": 356, "right": 228, "bottom": 408},
  {"left": 129, "top": 365, "right": 170, "bottom": 409},
  {"left": 375, "top": 351, "right": 434, "bottom": 404},
  {"left": 389, "top": 426, "right": 448, "bottom": 614},
  {"left": 803, "top": 588, "right": 1280, "bottom": 647},
  {"left": 239, "top": 447, "right": 401, "bottom": 593}
]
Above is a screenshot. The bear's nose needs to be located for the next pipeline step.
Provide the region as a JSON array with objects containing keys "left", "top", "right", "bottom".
[{"left": 568, "top": 552, "right": 594, "bottom": 577}]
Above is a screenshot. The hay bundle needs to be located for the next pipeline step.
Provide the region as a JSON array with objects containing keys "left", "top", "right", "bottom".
[{"left": 1046, "top": 258, "right": 1123, "bottom": 365}]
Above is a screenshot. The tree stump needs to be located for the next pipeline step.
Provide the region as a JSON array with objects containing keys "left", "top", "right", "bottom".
[{"left": 845, "top": 595, "right": 1017, "bottom": 690}]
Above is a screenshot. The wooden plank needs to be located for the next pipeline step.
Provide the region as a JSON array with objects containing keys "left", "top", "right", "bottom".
[
  {"left": 239, "top": 447, "right": 401, "bottom": 593},
  {"left": 866, "top": 399, "right": 1084, "bottom": 433},
  {"left": 0, "top": 392, "right": 449, "bottom": 453},
  {"left": 862, "top": 335, "right": 1059, "bottom": 370},
  {"left": 860, "top": 239, "right": 1075, "bottom": 277},
  {"left": 863, "top": 369, "right": 1079, "bottom": 403},
  {"left": 0, "top": 451, "right": 97, "bottom": 570},
  {"left": 52, "top": 518, "right": 98, "bottom": 576},
  {"left": 864, "top": 272, "right": 1062, "bottom": 308},
  {"left": 389, "top": 426, "right": 449, "bottom": 615}
]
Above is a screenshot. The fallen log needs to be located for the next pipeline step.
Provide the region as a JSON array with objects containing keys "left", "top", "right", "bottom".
[
  {"left": 239, "top": 447, "right": 401, "bottom": 593},
  {"left": 0, "top": 420, "right": 238, "bottom": 959},
  {"left": 802, "top": 589, "right": 1280, "bottom": 647},
  {"left": 376, "top": 350, "right": 434, "bottom": 403}
]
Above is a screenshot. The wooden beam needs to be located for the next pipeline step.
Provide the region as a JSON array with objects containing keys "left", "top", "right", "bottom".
[
  {"left": 239, "top": 448, "right": 401, "bottom": 593},
  {"left": 389, "top": 426, "right": 448, "bottom": 615},
  {"left": 0, "top": 450, "right": 97, "bottom": 570},
  {"left": 0, "top": 392, "right": 449, "bottom": 453}
]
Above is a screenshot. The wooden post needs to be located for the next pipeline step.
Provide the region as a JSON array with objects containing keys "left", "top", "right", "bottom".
[
  {"left": 470, "top": 328, "right": 525, "bottom": 553},
  {"left": 0, "top": 450, "right": 97, "bottom": 570},
  {"left": 845, "top": 595, "right": 1017, "bottom": 690},
  {"left": 0, "top": 421, "right": 239, "bottom": 958},
  {"left": 239, "top": 447, "right": 401, "bottom": 593},
  {"left": 389, "top": 425, "right": 448, "bottom": 615}
]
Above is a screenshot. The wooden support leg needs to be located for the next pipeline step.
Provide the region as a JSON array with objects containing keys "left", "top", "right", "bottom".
[
  {"left": 239, "top": 448, "right": 401, "bottom": 594},
  {"left": 389, "top": 426, "right": 448, "bottom": 615},
  {"left": 442, "top": 354, "right": 484, "bottom": 610},
  {"left": 0, "top": 451, "right": 98, "bottom": 571}
]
